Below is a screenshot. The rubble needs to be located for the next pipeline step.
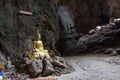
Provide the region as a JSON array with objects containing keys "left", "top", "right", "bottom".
[
  {"left": 0, "top": 55, "right": 76, "bottom": 79},
  {"left": 12, "top": 56, "right": 74, "bottom": 78}
]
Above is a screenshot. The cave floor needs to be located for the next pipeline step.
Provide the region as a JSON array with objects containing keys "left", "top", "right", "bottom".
[{"left": 60, "top": 54, "right": 120, "bottom": 80}]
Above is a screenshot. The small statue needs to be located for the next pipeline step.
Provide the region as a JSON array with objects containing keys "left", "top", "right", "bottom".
[
  {"left": 26, "top": 30, "right": 50, "bottom": 60},
  {"left": 6, "top": 56, "right": 15, "bottom": 71}
]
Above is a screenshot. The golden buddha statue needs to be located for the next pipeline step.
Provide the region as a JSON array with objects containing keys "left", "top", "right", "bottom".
[
  {"left": 26, "top": 30, "right": 50, "bottom": 60},
  {"left": 33, "top": 30, "right": 44, "bottom": 51}
]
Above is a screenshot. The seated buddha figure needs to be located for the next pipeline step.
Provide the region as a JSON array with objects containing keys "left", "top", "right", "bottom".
[
  {"left": 27, "top": 30, "right": 50, "bottom": 60},
  {"left": 33, "top": 31, "right": 44, "bottom": 52}
]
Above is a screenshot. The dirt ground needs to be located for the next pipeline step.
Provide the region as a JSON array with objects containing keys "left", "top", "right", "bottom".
[{"left": 59, "top": 54, "right": 120, "bottom": 80}]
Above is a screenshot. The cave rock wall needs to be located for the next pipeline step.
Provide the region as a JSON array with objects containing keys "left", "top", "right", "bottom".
[{"left": 0, "top": 0, "right": 59, "bottom": 59}]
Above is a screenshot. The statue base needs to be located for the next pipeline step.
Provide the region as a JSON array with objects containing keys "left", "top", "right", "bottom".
[{"left": 14, "top": 55, "right": 74, "bottom": 78}]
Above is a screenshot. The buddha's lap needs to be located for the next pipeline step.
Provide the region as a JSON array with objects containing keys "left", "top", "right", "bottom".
[{"left": 34, "top": 51, "right": 50, "bottom": 58}]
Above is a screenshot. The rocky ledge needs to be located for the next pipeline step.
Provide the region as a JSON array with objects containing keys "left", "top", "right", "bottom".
[{"left": 66, "top": 18, "right": 120, "bottom": 55}]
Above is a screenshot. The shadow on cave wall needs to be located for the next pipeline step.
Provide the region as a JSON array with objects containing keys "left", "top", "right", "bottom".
[
  {"left": 57, "top": 0, "right": 111, "bottom": 34},
  {"left": 55, "top": 0, "right": 120, "bottom": 55}
]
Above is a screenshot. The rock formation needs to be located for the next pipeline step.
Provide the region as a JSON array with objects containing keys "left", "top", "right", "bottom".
[
  {"left": 14, "top": 56, "right": 74, "bottom": 78},
  {"left": 65, "top": 18, "right": 120, "bottom": 55}
]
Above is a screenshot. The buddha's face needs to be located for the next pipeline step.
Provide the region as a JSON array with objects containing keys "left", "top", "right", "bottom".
[{"left": 36, "top": 33, "right": 41, "bottom": 41}]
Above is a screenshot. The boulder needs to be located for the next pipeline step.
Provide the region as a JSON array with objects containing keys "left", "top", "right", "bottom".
[
  {"left": 42, "top": 58, "right": 54, "bottom": 76},
  {"left": 27, "top": 59, "right": 43, "bottom": 78},
  {"left": 104, "top": 48, "right": 114, "bottom": 54},
  {"left": 103, "top": 48, "right": 118, "bottom": 56},
  {"left": 114, "top": 18, "right": 120, "bottom": 26},
  {"left": 52, "top": 56, "right": 66, "bottom": 68},
  {"left": 109, "top": 50, "right": 118, "bottom": 56},
  {"left": 116, "top": 48, "right": 120, "bottom": 54}
]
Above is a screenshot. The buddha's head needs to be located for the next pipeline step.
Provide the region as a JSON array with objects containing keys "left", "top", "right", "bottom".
[{"left": 36, "top": 30, "right": 41, "bottom": 41}]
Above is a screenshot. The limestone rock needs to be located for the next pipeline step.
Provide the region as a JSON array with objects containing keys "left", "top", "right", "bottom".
[
  {"left": 52, "top": 56, "right": 66, "bottom": 68},
  {"left": 104, "top": 48, "right": 114, "bottom": 54},
  {"left": 109, "top": 50, "right": 118, "bottom": 56},
  {"left": 42, "top": 58, "right": 54, "bottom": 76},
  {"left": 27, "top": 59, "right": 43, "bottom": 78},
  {"left": 116, "top": 48, "right": 120, "bottom": 54},
  {"left": 114, "top": 18, "right": 120, "bottom": 26},
  {"left": 103, "top": 48, "right": 118, "bottom": 56},
  {"left": 65, "top": 18, "right": 120, "bottom": 54}
]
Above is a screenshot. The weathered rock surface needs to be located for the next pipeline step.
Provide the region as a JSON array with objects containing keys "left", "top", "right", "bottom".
[
  {"left": 65, "top": 18, "right": 120, "bottom": 54},
  {"left": 42, "top": 58, "right": 54, "bottom": 76},
  {"left": 52, "top": 56, "right": 66, "bottom": 68},
  {"left": 27, "top": 59, "right": 43, "bottom": 77}
]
